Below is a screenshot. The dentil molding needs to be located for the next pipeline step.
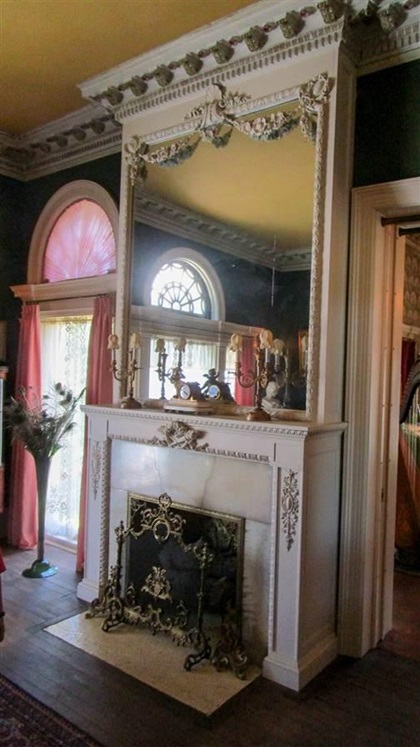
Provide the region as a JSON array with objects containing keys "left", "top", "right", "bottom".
[{"left": 0, "top": 0, "right": 418, "bottom": 181}]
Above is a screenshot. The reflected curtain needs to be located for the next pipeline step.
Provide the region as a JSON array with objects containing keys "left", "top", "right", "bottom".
[
  {"left": 76, "top": 295, "right": 114, "bottom": 572},
  {"left": 234, "top": 336, "right": 254, "bottom": 406},
  {"left": 395, "top": 338, "right": 419, "bottom": 554},
  {"left": 8, "top": 304, "right": 41, "bottom": 549},
  {"left": 148, "top": 338, "right": 216, "bottom": 399}
]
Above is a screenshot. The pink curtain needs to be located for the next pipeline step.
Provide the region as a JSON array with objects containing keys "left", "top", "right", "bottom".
[
  {"left": 8, "top": 304, "right": 42, "bottom": 549},
  {"left": 76, "top": 295, "right": 114, "bottom": 572},
  {"left": 235, "top": 336, "right": 255, "bottom": 406},
  {"left": 43, "top": 200, "right": 116, "bottom": 282}
]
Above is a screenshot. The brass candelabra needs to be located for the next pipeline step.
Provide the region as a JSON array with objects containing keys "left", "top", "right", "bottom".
[
  {"left": 108, "top": 332, "right": 142, "bottom": 409},
  {"left": 230, "top": 330, "right": 275, "bottom": 421},
  {"left": 167, "top": 337, "right": 187, "bottom": 398}
]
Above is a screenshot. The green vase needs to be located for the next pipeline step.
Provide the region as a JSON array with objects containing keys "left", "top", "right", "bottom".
[{"left": 22, "top": 455, "right": 58, "bottom": 578}]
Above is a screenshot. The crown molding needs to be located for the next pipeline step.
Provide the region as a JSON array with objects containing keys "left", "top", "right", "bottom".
[
  {"left": 79, "top": 0, "right": 419, "bottom": 121},
  {"left": 0, "top": 103, "right": 122, "bottom": 182},
  {"left": 134, "top": 189, "right": 311, "bottom": 272},
  {"left": 0, "top": 0, "right": 418, "bottom": 181}
]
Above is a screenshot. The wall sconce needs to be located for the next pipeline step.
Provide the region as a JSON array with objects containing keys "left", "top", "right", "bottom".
[{"left": 108, "top": 332, "right": 142, "bottom": 409}]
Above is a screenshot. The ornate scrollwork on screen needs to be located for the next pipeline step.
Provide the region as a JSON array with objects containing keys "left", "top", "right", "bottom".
[
  {"left": 124, "top": 73, "right": 333, "bottom": 185},
  {"left": 86, "top": 492, "right": 248, "bottom": 679}
]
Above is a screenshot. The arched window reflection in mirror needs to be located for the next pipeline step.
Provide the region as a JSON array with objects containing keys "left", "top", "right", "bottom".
[{"left": 151, "top": 260, "right": 211, "bottom": 317}]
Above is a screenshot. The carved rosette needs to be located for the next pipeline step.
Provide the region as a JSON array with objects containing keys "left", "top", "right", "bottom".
[
  {"left": 124, "top": 135, "right": 149, "bottom": 185},
  {"left": 280, "top": 470, "right": 300, "bottom": 551}
]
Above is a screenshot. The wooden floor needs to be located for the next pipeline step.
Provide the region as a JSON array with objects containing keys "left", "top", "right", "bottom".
[{"left": 2, "top": 543, "right": 420, "bottom": 747}]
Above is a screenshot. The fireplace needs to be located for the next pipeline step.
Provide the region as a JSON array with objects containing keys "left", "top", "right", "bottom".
[
  {"left": 78, "top": 406, "right": 344, "bottom": 690},
  {"left": 87, "top": 491, "right": 249, "bottom": 675}
]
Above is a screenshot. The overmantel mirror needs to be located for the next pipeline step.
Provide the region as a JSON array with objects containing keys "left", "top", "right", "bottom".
[{"left": 119, "top": 73, "right": 332, "bottom": 421}]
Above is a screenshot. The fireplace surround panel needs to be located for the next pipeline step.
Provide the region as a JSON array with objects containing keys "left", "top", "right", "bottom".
[{"left": 79, "top": 406, "right": 345, "bottom": 690}]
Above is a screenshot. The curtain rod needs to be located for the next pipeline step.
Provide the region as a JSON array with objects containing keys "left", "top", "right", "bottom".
[
  {"left": 381, "top": 213, "right": 420, "bottom": 227},
  {"left": 22, "top": 292, "right": 113, "bottom": 305},
  {"left": 399, "top": 226, "right": 420, "bottom": 236}
]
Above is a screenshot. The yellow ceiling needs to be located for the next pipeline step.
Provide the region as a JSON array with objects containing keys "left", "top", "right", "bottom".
[{"left": 0, "top": 0, "right": 258, "bottom": 136}]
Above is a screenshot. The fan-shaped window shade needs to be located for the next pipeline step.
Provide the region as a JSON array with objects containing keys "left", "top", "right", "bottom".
[{"left": 43, "top": 199, "right": 116, "bottom": 282}]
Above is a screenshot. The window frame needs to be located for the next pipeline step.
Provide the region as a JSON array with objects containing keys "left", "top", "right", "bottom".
[{"left": 12, "top": 180, "right": 118, "bottom": 305}]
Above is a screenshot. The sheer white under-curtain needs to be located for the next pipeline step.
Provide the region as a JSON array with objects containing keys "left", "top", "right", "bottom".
[{"left": 41, "top": 316, "right": 91, "bottom": 546}]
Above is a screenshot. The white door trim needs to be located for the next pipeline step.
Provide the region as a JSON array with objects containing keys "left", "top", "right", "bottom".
[{"left": 339, "top": 177, "right": 420, "bottom": 657}]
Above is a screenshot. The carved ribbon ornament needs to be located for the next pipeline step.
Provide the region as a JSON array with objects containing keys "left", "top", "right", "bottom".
[{"left": 124, "top": 73, "right": 332, "bottom": 185}]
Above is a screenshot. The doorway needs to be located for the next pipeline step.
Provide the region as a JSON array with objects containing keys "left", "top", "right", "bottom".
[
  {"left": 380, "top": 229, "right": 420, "bottom": 661},
  {"left": 339, "top": 177, "right": 420, "bottom": 659}
]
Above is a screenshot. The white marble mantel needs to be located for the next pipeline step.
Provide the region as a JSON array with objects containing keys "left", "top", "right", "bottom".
[{"left": 78, "top": 404, "right": 345, "bottom": 691}]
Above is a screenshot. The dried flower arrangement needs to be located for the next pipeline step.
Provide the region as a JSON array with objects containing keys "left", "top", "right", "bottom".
[{"left": 5, "top": 382, "right": 85, "bottom": 577}]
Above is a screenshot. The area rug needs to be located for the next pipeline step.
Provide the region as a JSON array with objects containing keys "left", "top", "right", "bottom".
[
  {"left": 45, "top": 613, "right": 260, "bottom": 716},
  {"left": 0, "top": 673, "right": 101, "bottom": 746}
]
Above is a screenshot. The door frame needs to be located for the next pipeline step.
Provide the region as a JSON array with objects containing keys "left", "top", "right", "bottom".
[{"left": 339, "top": 177, "right": 420, "bottom": 657}]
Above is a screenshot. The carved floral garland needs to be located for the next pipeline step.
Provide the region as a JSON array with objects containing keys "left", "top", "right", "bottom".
[{"left": 124, "top": 74, "right": 332, "bottom": 186}]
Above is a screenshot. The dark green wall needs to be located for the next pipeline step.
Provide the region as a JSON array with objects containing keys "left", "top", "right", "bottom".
[{"left": 353, "top": 59, "right": 420, "bottom": 187}]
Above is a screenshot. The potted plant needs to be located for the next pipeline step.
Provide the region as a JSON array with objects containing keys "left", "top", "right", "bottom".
[{"left": 5, "top": 382, "right": 84, "bottom": 578}]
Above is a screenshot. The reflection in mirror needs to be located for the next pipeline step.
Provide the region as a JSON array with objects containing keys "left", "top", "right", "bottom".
[{"left": 124, "top": 75, "right": 330, "bottom": 417}]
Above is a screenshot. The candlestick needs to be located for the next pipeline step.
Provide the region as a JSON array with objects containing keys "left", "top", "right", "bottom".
[
  {"left": 167, "top": 338, "right": 187, "bottom": 397},
  {"left": 129, "top": 332, "right": 141, "bottom": 350},
  {"left": 109, "top": 332, "right": 142, "bottom": 409},
  {"left": 155, "top": 338, "right": 170, "bottom": 400},
  {"left": 233, "top": 329, "right": 274, "bottom": 421}
]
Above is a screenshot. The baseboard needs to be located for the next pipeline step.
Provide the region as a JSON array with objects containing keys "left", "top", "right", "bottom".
[
  {"left": 262, "top": 632, "right": 338, "bottom": 691},
  {"left": 76, "top": 578, "right": 99, "bottom": 603}
]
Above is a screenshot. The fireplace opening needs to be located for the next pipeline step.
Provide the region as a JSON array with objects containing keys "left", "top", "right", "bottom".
[
  {"left": 127, "top": 493, "right": 244, "bottom": 620},
  {"left": 87, "top": 492, "right": 248, "bottom": 677}
]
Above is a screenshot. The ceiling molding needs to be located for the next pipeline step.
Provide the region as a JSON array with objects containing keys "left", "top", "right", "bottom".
[
  {"left": 0, "top": 103, "right": 122, "bottom": 182},
  {"left": 134, "top": 189, "right": 311, "bottom": 272},
  {"left": 79, "top": 0, "right": 420, "bottom": 119},
  {"left": 0, "top": 0, "right": 418, "bottom": 181}
]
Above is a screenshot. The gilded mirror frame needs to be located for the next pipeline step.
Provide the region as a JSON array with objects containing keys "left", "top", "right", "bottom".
[{"left": 115, "top": 73, "right": 332, "bottom": 421}]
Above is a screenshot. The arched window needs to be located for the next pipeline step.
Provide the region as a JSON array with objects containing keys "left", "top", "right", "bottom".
[
  {"left": 27, "top": 179, "right": 118, "bottom": 287},
  {"left": 13, "top": 181, "right": 118, "bottom": 549},
  {"left": 43, "top": 199, "right": 116, "bottom": 281}
]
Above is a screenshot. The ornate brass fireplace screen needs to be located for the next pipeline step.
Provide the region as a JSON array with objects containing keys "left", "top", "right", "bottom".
[{"left": 86, "top": 492, "right": 248, "bottom": 678}]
